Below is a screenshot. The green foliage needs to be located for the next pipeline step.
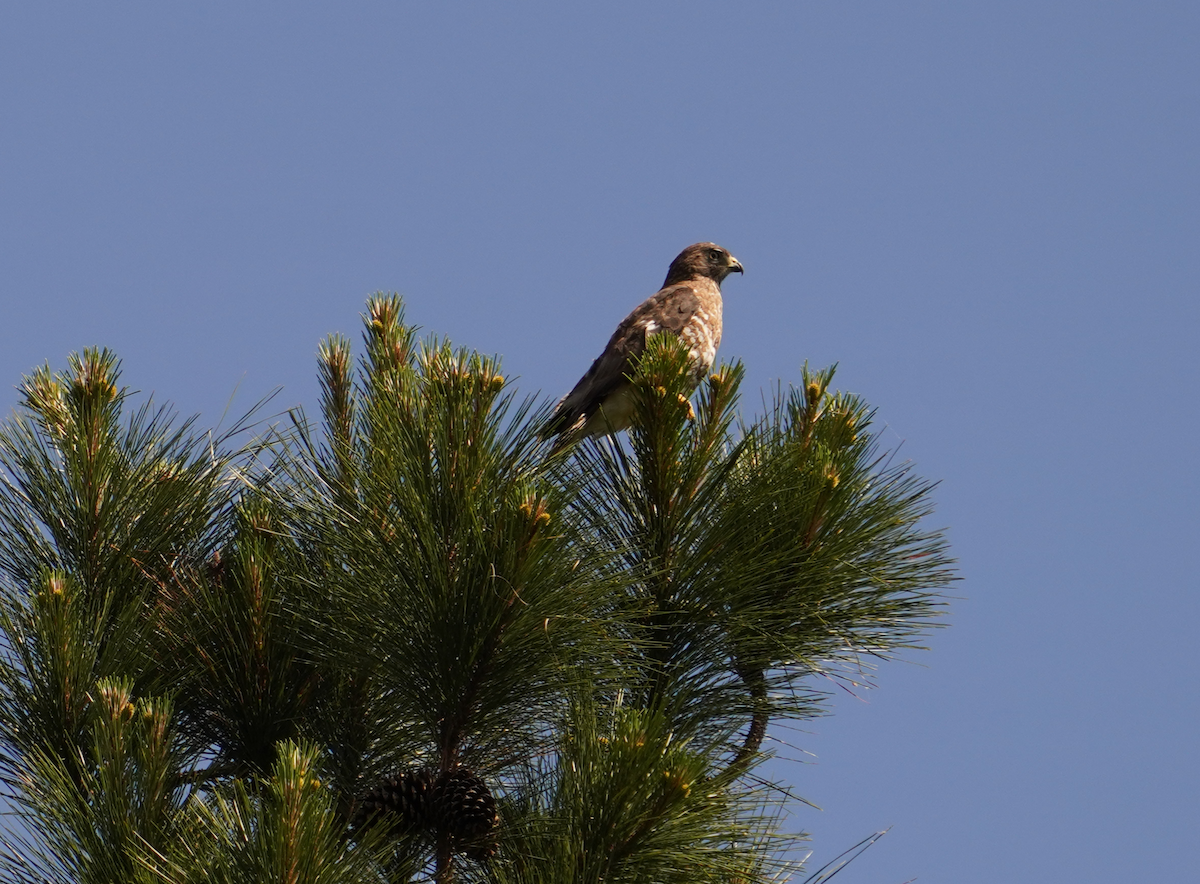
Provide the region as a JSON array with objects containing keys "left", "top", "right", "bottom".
[
  {"left": 280, "top": 300, "right": 628, "bottom": 796},
  {"left": 2, "top": 677, "right": 193, "bottom": 884},
  {"left": 143, "top": 741, "right": 394, "bottom": 884},
  {"left": 0, "top": 298, "right": 952, "bottom": 883},
  {"left": 562, "top": 338, "right": 951, "bottom": 762},
  {"left": 148, "top": 497, "right": 320, "bottom": 777},
  {"left": 0, "top": 349, "right": 231, "bottom": 597},
  {"left": 494, "top": 694, "right": 788, "bottom": 884}
]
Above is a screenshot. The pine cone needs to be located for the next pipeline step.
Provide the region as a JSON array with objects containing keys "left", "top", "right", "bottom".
[
  {"left": 430, "top": 768, "right": 498, "bottom": 839},
  {"left": 354, "top": 768, "right": 435, "bottom": 832}
]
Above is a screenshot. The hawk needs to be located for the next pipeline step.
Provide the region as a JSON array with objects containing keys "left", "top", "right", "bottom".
[{"left": 544, "top": 242, "right": 743, "bottom": 448}]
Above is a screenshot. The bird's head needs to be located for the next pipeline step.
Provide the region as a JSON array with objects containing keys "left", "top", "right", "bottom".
[{"left": 664, "top": 243, "right": 744, "bottom": 287}]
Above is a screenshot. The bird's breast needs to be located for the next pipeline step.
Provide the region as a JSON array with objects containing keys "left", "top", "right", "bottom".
[{"left": 680, "top": 296, "right": 722, "bottom": 379}]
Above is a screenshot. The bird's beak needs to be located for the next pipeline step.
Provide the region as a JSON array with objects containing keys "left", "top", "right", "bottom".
[{"left": 728, "top": 257, "right": 744, "bottom": 274}]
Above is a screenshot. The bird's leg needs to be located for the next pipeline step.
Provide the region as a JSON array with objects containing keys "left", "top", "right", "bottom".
[{"left": 675, "top": 393, "right": 695, "bottom": 421}]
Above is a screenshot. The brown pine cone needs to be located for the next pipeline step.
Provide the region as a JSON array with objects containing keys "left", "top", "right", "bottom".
[
  {"left": 430, "top": 768, "right": 498, "bottom": 839},
  {"left": 353, "top": 768, "right": 435, "bottom": 832}
]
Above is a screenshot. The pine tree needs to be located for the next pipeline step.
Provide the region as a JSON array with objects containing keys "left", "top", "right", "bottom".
[{"left": 0, "top": 297, "right": 952, "bottom": 883}]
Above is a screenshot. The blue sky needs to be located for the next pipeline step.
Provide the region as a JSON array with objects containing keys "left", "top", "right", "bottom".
[{"left": 1, "top": 3, "right": 1197, "bottom": 880}]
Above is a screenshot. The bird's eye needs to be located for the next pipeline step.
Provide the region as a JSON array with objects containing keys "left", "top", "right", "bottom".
[{"left": 708, "top": 249, "right": 722, "bottom": 261}]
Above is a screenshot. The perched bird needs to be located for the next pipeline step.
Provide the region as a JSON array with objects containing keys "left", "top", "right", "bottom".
[{"left": 544, "top": 242, "right": 743, "bottom": 448}]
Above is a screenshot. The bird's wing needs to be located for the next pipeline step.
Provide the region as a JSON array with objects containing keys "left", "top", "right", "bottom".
[{"left": 545, "top": 284, "right": 701, "bottom": 437}]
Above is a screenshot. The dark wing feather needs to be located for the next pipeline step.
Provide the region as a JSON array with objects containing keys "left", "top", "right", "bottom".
[
  {"left": 653, "top": 285, "right": 701, "bottom": 334},
  {"left": 545, "top": 284, "right": 701, "bottom": 437}
]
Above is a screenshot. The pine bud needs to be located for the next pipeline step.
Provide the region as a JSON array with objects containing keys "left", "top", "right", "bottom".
[
  {"left": 805, "top": 381, "right": 822, "bottom": 408},
  {"left": 662, "top": 770, "right": 691, "bottom": 799}
]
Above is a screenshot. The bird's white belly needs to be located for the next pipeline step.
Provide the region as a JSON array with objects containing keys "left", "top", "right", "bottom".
[{"left": 581, "top": 387, "right": 637, "bottom": 437}]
